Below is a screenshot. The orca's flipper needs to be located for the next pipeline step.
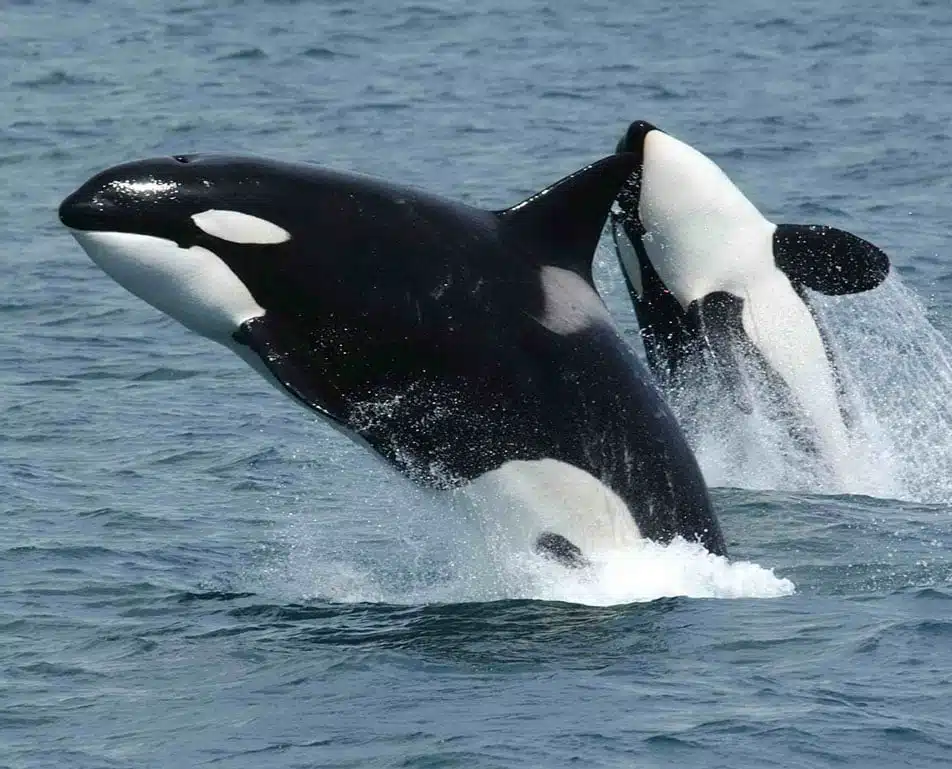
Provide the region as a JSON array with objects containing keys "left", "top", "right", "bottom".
[
  {"left": 534, "top": 532, "right": 589, "bottom": 568},
  {"left": 495, "top": 154, "right": 642, "bottom": 283},
  {"left": 232, "top": 315, "right": 344, "bottom": 425},
  {"left": 773, "top": 224, "right": 890, "bottom": 295}
]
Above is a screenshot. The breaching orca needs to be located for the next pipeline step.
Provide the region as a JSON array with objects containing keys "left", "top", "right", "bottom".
[
  {"left": 59, "top": 152, "right": 727, "bottom": 562},
  {"left": 609, "top": 121, "right": 890, "bottom": 479}
]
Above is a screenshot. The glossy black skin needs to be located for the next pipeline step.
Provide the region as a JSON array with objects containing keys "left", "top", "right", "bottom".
[
  {"left": 60, "top": 153, "right": 727, "bottom": 555},
  {"left": 610, "top": 121, "right": 889, "bottom": 432}
]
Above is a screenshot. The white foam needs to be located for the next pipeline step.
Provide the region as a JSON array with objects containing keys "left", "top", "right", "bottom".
[
  {"left": 468, "top": 537, "right": 795, "bottom": 606},
  {"left": 262, "top": 538, "right": 794, "bottom": 607},
  {"left": 253, "top": 482, "right": 794, "bottom": 607}
]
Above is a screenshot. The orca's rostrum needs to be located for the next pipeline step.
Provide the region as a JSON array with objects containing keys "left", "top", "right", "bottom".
[{"left": 60, "top": 152, "right": 727, "bottom": 561}]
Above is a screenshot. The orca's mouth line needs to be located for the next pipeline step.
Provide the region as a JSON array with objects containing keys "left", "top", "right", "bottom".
[
  {"left": 59, "top": 182, "right": 113, "bottom": 230},
  {"left": 58, "top": 194, "right": 145, "bottom": 234}
]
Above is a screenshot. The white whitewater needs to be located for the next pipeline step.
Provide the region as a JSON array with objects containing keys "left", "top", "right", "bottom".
[
  {"left": 257, "top": 482, "right": 795, "bottom": 606},
  {"left": 668, "top": 276, "right": 952, "bottom": 503}
]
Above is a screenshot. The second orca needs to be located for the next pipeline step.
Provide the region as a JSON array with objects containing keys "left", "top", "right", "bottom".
[{"left": 610, "top": 120, "right": 890, "bottom": 481}]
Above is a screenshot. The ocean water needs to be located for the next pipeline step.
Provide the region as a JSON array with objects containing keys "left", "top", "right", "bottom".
[{"left": 4, "top": 1, "right": 952, "bottom": 767}]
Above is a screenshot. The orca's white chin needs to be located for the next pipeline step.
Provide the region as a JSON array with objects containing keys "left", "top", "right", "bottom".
[
  {"left": 639, "top": 129, "right": 777, "bottom": 308},
  {"left": 69, "top": 229, "right": 355, "bottom": 438},
  {"left": 69, "top": 230, "right": 265, "bottom": 342}
]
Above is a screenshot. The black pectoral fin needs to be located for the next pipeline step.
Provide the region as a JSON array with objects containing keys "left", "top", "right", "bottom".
[
  {"left": 692, "top": 293, "right": 754, "bottom": 414},
  {"left": 534, "top": 532, "right": 589, "bottom": 568},
  {"left": 773, "top": 224, "right": 890, "bottom": 295},
  {"left": 232, "top": 315, "right": 341, "bottom": 424}
]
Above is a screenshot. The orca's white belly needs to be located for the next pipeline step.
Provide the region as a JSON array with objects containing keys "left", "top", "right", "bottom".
[{"left": 466, "top": 459, "right": 643, "bottom": 556}]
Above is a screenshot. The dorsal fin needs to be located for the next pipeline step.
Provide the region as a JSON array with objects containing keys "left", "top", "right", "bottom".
[{"left": 495, "top": 153, "right": 641, "bottom": 282}]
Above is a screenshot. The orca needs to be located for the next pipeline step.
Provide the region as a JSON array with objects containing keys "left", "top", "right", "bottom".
[
  {"left": 609, "top": 121, "right": 890, "bottom": 479},
  {"left": 59, "top": 152, "right": 727, "bottom": 561}
]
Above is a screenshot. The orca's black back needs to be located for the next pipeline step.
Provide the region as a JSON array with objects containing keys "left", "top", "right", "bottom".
[{"left": 236, "top": 184, "right": 724, "bottom": 554}]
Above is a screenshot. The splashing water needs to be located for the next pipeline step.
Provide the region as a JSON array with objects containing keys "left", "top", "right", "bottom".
[
  {"left": 260, "top": 534, "right": 795, "bottom": 606},
  {"left": 253, "top": 479, "right": 795, "bottom": 607},
  {"left": 603, "top": 267, "right": 952, "bottom": 503},
  {"left": 812, "top": 277, "right": 952, "bottom": 504},
  {"left": 460, "top": 538, "right": 795, "bottom": 606}
]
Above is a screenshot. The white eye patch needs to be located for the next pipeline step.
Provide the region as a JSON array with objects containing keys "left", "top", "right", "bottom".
[{"left": 191, "top": 209, "right": 291, "bottom": 245}]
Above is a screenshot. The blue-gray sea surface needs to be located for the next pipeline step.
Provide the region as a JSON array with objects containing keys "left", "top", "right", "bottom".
[{"left": 4, "top": 1, "right": 952, "bottom": 767}]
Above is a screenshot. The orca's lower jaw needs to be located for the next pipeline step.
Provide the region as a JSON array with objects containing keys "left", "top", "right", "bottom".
[
  {"left": 66, "top": 230, "right": 264, "bottom": 343},
  {"left": 69, "top": 229, "right": 359, "bottom": 446}
]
